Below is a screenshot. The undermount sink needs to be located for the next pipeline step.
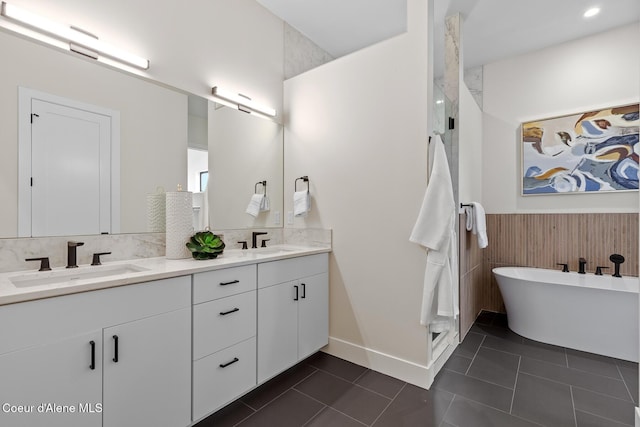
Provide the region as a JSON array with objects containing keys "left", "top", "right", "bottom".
[
  {"left": 228, "top": 245, "right": 300, "bottom": 259},
  {"left": 253, "top": 246, "right": 296, "bottom": 255},
  {"left": 10, "top": 264, "right": 150, "bottom": 288}
]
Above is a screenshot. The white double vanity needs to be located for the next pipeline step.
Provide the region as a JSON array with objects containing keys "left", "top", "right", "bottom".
[{"left": 0, "top": 245, "right": 329, "bottom": 427}]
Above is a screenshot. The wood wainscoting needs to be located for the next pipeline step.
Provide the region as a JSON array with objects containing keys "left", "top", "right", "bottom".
[{"left": 459, "top": 213, "right": 638, "bottom": 337}]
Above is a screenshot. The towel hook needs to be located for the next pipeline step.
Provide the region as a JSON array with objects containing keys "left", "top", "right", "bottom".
[
  {"left": 255, "top": 180, "right": 267, "bottom": 195},
  {"left": 295, "top": 176, "right": 309, "bottom": 193}
]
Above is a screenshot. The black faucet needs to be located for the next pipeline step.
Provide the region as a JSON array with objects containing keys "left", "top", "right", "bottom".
[
  {"left": 578, "top": 257, "right": 587, "bottom": 274},
  {"left": 251, "top": 232, "right": 268, "bottom": 249},
  {"left": 66, "top": 241, "right": 85, "bottom": 268},
  {"left": 610, "top": 254, "right": 625, "bottom": 278}
]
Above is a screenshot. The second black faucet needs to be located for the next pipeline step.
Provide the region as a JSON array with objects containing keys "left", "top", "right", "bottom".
[
  {"left": 578, "top": 257, "right": 587, "bottom": 274},
  {"left": 66, "top": 241, "right": 84, "bottom": 268},
  {"left": 251, "top": 232, "right": 268, "bottom": 249}
]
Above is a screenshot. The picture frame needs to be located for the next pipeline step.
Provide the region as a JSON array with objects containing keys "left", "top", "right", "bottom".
[{"left": 521, "top": 103, "right": 639, "bottom": 195}]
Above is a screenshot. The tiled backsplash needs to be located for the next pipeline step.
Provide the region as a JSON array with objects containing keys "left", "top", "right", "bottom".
[
  {"left": 466, "top": 213, "right": 638, "bottom": 319},
  {"left": 0, "top": 228, "right": 332, "bottom": 273}
]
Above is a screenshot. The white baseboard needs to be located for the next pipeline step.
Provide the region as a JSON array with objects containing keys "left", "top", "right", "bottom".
[
  {"left": 324, "top": 336, "right": 457, "bottom": 389},
  {"left": 635, "top": 406, "right": 640, "bottom": 427}
]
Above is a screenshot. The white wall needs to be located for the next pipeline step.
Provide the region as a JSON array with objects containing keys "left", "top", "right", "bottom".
[
  {"left": 188, "top": 115, "right": 208, "bottom": 151},
  {"left": 483, "top": 24, "right": 640, "bottom": 214},
  {"left": 459, "top": 83, "right": 483, "bottom": 205},
  {"left": 188, "top": 149, "right": 209, "bottom": 193},
  {"left": 209, "top": 106, "right": 283, "bottom": 229},
  {"left": 284, "top": 0, "right": 431, "bottom": 384}
]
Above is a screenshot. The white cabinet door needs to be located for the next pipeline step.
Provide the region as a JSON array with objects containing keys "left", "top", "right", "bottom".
[
  {"left": 257, "top": 281, "right": 299, "bottom": 383},
  {"left": 102, "top": 308, "right": 191, "bottom": 427},
  {"left": 0, "top": 331, "right": 103, "bottom": 427},
  {"left": 298, "top": 272, "right": 329, "bottom": 360}
]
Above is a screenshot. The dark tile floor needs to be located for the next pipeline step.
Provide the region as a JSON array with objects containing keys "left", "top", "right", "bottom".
[{"left": 195, "top": 311, "right": 639, "bottom": 426}]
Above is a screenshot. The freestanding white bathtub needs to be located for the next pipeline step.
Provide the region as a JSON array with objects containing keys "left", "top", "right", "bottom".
[{"left": 493, "top": 267, "right": 639, "bottom": 362}]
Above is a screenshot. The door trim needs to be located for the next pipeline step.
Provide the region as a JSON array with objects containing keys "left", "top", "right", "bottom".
[{"left": 18, "top": 87, "right": 121, "bottom": 237}]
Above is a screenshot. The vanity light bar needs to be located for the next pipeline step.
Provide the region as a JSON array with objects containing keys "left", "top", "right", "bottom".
[
  {"left": 212, "top": 86, "right": 277, "bottom": 118},
  {"left": 0, "top": 2, "right": 149, "bottom": 70}
]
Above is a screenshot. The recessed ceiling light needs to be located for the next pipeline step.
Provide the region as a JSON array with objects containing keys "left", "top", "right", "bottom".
[{"left": 583, "top": 7, "right": 600, "bottom": 18}]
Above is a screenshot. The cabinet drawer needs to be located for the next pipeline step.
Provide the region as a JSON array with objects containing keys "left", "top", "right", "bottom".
[
  {"left": 258, "top": 253, "right": 328, "bottom": 289},
  {"left": 193, "top": 265, "right": 257, "bottom": 303},
  {"left": 193, "top": 291, "right": 256, "bottom": 359},
  {"left": 193, "top": 337, "right": 256, "bottom": 421}
]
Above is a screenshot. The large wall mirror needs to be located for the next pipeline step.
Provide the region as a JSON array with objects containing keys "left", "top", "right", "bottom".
[{"left": 0, "top": 27, "right": 284, "bottom": 239}]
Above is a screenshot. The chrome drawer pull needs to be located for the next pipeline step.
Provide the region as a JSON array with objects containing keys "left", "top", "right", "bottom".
[
  {"left": 219, "top": 308, "right": 240, "bottom": 316},
  {"left": 219, "top": 357, "right": 239, "bottom": 368}
]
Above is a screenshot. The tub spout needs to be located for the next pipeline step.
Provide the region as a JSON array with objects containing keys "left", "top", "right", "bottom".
[
  {"left": 578, "top": 257, "right": 587, "bottom": 274},
  {"left": 609, "top": 254, "right": 625, "bottom": 278}
]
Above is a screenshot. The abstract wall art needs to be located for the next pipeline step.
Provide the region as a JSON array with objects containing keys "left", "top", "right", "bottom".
[{"left": 522, "top": 103, "right": 639, "bottom": 195}]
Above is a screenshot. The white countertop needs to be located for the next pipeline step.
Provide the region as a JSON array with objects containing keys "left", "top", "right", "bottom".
[{"left": 0, "top": 245, "right": 331, "bottom": 306}]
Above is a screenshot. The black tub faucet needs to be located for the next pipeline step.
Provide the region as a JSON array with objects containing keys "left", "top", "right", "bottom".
[
  {"left": 578, "top": 257, "right": 587, "bottom": 274},
  {"left": 610, "top": 254, "right": 625, "bottom": 278},
  {"left": 66, "top": 241, "right": 84, "bottom": 268},
  {"left": 556, "top": 263, "right": 569, "bottom": 273}
]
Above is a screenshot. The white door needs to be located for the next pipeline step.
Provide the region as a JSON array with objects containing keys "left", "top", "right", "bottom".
[
  {"left": 298, "top": 273, "right": 329, "bottom": 359},
  {"left": 30, "top": 99, "right": 111, "bottom": 236},
  {"left": 18, "top": 87, "right": 120, "bottom": 237},
  {"left": 102, "top": 308, "right": 191, "bottom": 427},
  {"left": 0, "top": 331, "right": 103, "bottom": 427}
]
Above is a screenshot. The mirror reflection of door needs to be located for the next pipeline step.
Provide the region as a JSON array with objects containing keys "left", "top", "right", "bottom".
[{"left": 18, "top": 88, "right": 120, "bottom": 237}]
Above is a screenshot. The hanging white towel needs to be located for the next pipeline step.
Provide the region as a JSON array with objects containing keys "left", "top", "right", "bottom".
[
  {"left": 246, "top": 194, "right": 264, "bottom": 218},
  {"left": 464, "top": 206, "right": 473, "bottom": 231},
  {"left": 260, "top": 195, "right": 270, "bottom": 212},
  {"left": 293, "top": 191, "right": 311, "bottom": 217},
  {"left": 409, "top": 135, "right": 459, "bottom": 327},
  {"left": 471, "top": 202, "right": 488, "bottom": 248}
]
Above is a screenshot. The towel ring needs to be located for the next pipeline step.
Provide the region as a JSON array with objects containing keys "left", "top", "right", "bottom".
[
  {"left": 295, "top": 176, "right": 309, "bottom": 193},
  {"left": 255, "top": 180, "right": 267, "bottom": 195}
]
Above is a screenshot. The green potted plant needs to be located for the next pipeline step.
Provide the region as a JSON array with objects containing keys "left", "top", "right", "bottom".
[{"left": 186, "top": 231, "right": 225, "bottom": 260}]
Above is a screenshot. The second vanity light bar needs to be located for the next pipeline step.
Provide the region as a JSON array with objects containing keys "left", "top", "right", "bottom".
[
  {"left": 212, "top": 86, "right": 277, "bottom": 118},
  {"left": 0, "top": 1, "right": 149, "bottom": 70}
]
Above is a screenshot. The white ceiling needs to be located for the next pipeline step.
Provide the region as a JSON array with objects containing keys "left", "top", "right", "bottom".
[{"left": 258, "top": 0, "right": 640, "bottom": 76}]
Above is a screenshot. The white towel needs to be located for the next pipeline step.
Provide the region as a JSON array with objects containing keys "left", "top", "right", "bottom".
[
  {"left": 246, "top": 194, "right": 263, "bottom": 218},
  {"left": 293, "top": 191, "right": 311, "bottom": 217},
  {"left": 464, "top": 206, "right": 473, "bottom": 231},
  {"left": 409, "top": 135, "right": 459, "bottom": 327},
  {"left": 471, "top": 202, "right": 488, "bottom": 248},
  {"left": 260, "top": 195, "right": 270, "bottom": 212}
]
